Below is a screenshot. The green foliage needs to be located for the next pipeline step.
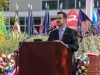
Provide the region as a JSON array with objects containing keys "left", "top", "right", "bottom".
[
  {"left": 77, "top": 35, "right": 100, "bottom": 54},
  {"left": 0, "top": 0, "right": 8, "bottom": 9},
  {"left": 0, "top": 31, "right": 48, "bottom": 54},
  {"left": 1, "top": 31, "right": 100, "bottom": 54},
  {"left": 4, "top": 16, "right": 9, "bottom": 25}
]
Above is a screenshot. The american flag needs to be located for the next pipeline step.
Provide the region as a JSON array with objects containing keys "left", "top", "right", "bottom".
[{"left": 6, "top": 65, "right": 19, "bottom": 75}]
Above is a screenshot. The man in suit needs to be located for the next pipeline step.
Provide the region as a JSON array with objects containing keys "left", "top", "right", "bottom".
[{"left": 48, "top": 12, "right": 79, "bottom": 75}]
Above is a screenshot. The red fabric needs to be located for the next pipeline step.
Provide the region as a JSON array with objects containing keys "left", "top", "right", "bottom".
[
  {"left": 39, "top": 8, "right": 78, "bottom": 30},
  {"left": 66, "top": 8, "right": 78, "bottom": 26},
  {"left": 86, "top": 53, "right": 100, "bottom": 57},
  {"left": 39, "top": 24, "right": 43, "bottom": 30}
]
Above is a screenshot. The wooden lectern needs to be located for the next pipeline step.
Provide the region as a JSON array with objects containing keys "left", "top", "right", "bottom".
[{"left": 19, "top": 42, "right": 72, "bottom": 75}]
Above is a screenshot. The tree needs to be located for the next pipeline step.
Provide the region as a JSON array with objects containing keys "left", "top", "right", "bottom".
[
  {"left": 0, "top": 0, "right": 8, "bottom": 9},
  {"left": 0, "top": 0, "right": 9, "bottom": 25}
]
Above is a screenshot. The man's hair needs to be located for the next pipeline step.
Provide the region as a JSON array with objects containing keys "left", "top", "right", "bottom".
[{"left": 57, "top": 12, "right": 67, "bottom": 18}]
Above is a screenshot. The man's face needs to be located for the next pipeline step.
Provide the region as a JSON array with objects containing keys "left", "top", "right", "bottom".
[{"left": 56, "top": 14, "right": 66, "bottom": 27}]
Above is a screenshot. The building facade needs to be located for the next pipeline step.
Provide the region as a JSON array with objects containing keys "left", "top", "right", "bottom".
[{"left": 4, "top": 0, "right": 100, "bottom": 32}]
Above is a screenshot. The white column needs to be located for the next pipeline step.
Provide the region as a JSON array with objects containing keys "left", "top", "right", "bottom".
[
  {"left": 86, "top": 0, "right": 94, "bottom": 20},
  {"left": 75, "top": 0, "right": 76, "bottom": 9},
  {"left": 58, "top": 0, "right": 59, "bottom": 9}
]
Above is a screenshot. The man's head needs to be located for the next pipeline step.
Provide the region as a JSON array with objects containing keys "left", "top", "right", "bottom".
[{"left": 56, "top": 12, "right": 67, "bottom": 28}]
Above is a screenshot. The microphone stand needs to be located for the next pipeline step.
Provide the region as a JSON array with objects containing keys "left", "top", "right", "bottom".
[
  {"left": 14, "top": 25, "right": 35, "bottom": 75},
  {"left": 14, "top": 35, "right": 30, "bottom": 75}
]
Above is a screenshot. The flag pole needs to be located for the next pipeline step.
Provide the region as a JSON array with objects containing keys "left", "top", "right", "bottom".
[
  {"left": 47, "top": 4, "right": 49, "bottom": 10},
  {"left": 45, "top": 2, "right": 48, "bottom": 9},
  {"left": 28, "top": 3, "right": 30, "bottom": 9},
  {"left": 16, "top": 3, "right": 18, "bottom": 10},
  {"left": 78, "top": 1, "right": 82, "bottom": 35},
  {"left": 30, "top": 4, "right": 34, "bottom": 35},
  {"left": 93, "top": 3, "right": 94, "bottom": 8},
  {"left": 97, "top": 0, "right": 99, "bottom": 7},
  {"left": 79, "top": 1, "right": 81, "bottom": 8},
  {"left": 27, "top": 3, "right": 30, "bottom": 34},
  {"left": 60, "top": 2, "right": 63, "bottom": 12}
]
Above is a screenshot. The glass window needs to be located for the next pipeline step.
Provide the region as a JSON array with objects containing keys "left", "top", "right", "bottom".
[
  {"left": 76, "top": 0, "right": 86, "bottom": 9},
  {"left": 20, "top": 26, "right": 25, "bottom": 32},
  {"left": 60, "top": 0, "right": 75, "bottom": 9},
  {"left": 26, "top": 17, "right": 28, "bottom": 25},
  {"left": 26, "top": 17, "right": 41, "bottom": 26},
  {"left": 19, "top": 17, "right": 25, "bottom": 25},
  {"left": 42, "top": 1, "right": 57, "bottom": 10},
  {"left": 34, "top": 17, "right": 41, "bottom": 25},
  {"left": 10, "top": 17, "right": 14, "bottom": 25},
  {"left": 51, "top": 18, "right": 56, "bottom": 21},
  {"left": 94, "top": 0, "right": 100, "bottom": 8}
]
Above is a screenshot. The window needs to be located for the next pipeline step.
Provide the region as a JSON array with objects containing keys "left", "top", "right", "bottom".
[
  {"left": 60, "top": 0, "right": 75, "bottom": 9},
  {"left": 26, "top": 17, "right": 28, "bottom": 25},
  {"left": 20, "top": 26, "right": 25, "bottom": 32},
  {"left": 19, "top": 17, "right": 25, "bottom": 25},
  {"left": 10, "top": 17, "right": 25, "bottom": 25},
  {"left": 42, "top": 1, "right": 58, "bottom": 10},
  {"left": 26, "top": 17, "right": 41, "bottom": 26},
  {"left": 94, "top": 0, "right": 100, "bottom": 8},
  {"left": 10, "top": 17, "right": 14, "bottom": 25},
  {"left": 76, "top": 0, "right": 86, "bottom": 9},
  {"left": 34, "top": 17, "right": 41, "bottom": 25},
  {"left": 51, "top": 18, "right": 56, "bottom": 21}
]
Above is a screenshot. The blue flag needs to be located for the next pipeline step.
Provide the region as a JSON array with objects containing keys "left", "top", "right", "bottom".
[
  {"left": 42, "top": 9, "right": 50, "bottom": 34},
  {"left": 30, "top": 9, "right": 34, "bottom": 35},
  {"left": 26, "top": 8, "right": 31, "bottom": 35},
  {"left": 77, "top": 9, "right": 97, "bottom": 37},
  {"left": 97, "top": 8, "right": 100, "bottom": 21},
  {"left": 77, "top": 9, "right": 89, "bottom": 35},
  {"left": 92, "top": 9, "right": 97, "bottom": 26},
  {"left": 97, "top": 8, "right": 100, "bottom": 35},
  {"left": 77, "top": 9, "right": 92, "bottom": 35}
]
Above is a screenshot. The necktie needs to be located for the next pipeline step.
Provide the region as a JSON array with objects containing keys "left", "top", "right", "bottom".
[{"left": 59, "top": 30, "right": 63, "bottom": 41}]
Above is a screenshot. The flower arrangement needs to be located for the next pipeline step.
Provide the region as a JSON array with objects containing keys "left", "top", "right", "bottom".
[
  {"left": 0, "top": 53, "right": 16, "bottom": 74},
  {"left": 0, "top": 31, "right": 48, "bottom": 54},
  {"left": 76, "top": 54, "right": 90, "bottom": 75},
  {"left": 78, "top": 35, "right": 100, "bottom": 54}
]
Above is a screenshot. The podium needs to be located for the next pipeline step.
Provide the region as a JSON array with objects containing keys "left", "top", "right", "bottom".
[{"left": 19, "top": 42, "right": 72, "bottom": 75}]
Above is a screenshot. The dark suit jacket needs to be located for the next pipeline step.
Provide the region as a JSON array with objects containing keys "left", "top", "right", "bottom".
[{"left": 48, "top": 27, "right": 79, "bottom": 74}]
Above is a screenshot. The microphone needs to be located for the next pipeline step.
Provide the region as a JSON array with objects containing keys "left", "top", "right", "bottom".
[{"left": 47, "top": 26, "right": 56, "bottom": 32}]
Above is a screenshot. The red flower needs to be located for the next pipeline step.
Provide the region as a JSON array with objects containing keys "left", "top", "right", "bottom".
[
  {"left": 81, "top": 62, "right": 84, "bottom": 66},
  {"left": 85, "top": 66, "right": 89, "bottom": 68}
]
